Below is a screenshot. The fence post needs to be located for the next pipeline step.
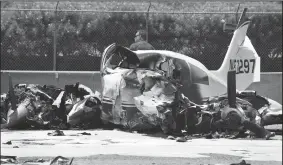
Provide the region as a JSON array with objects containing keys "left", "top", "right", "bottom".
[
  {"left": 53, "top": 1, "right": 59, "bottom": 71},
  {"left": 8, "top": 74, "right": 17, "bottom": 110},
  {"left": 146, "top": 2, "right": 151, "bottom": 42}
]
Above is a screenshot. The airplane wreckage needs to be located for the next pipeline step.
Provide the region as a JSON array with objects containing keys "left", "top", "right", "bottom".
[{"left": 1, "top": 8, "right": 282, "bottom": 140}]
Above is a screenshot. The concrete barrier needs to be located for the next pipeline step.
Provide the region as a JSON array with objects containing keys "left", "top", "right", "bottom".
[
  {"left": 1, "top": 70, "right": 282, "bottom": 104},
  {"left": 247, "top": 72, "right": 282, "bottom": 104}
]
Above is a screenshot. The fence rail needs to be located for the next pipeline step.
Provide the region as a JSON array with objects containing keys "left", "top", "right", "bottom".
[
  {"left": 2, "top": 8, "right": 282, "bottom": 14},
  {"left": 1, "top": 70, "right": 281, "bottom": 74},
  {"left": 1, "top": 4, "right": 282, "bottom": 72}
]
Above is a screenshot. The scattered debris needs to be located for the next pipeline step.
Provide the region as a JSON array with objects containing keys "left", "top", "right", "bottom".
[
  {"left": 212, "top": 132, "right": 220, "bottom": 139},
  {"left": 185, "top": 136, "right": 193, "bottom": 140},
  {"left": 205, "top": 133, "right": 213, "bottom": 139},
  {"left": 1, "top": 155, "right": 18, "bottom": 164},
  {"left": 37, "top": 158, "right": 46, "bottom": 163},
  {"left": 167, "top": 135, "right": 175, "bottom": 140},
  {"left": 176, "top": 137, "right": 187, "bottom": 142},
  {"left": 205, "top": 132, "right": 221, "bottom": 139},
  {"left": 265, "top": 132, "right": 276, "bottom": 140},
  {"left": 191, "top": 134, "right": 202, "bottom": 138},
  {"left": 228, "top": 132, "right": 250, "bottom": 139},
  {"left": 69, "top": 132, "right": 92, "bottom": 136},
  {"left": 230, "top": 160, "right": 251, "bottom": 165},
  {"left": 49, "top": 156, "right": 74, "bottom": 165},
  {"left": 79, "top": 132, "right": 91, "bottom": 135},
  {"left": 47, "top": 129, "right": 65, "bottom": 136},
  {"left": 23, "top": 158, "right": 47, "bottom": 163},
  {"left": 2, "top": 141, "right": 12, "bottom": 145},
  {"left": 102, "top": 139, "right": 119, "bottom": 144}
]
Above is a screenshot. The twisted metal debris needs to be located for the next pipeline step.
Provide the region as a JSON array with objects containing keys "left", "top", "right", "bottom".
[{"left": 0, "top": 81, "right": 281, "bottom": 140}]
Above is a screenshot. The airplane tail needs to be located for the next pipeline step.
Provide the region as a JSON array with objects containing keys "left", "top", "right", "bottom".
[{"left": 214, "top": 8, "right": 261, "bottom": 91}]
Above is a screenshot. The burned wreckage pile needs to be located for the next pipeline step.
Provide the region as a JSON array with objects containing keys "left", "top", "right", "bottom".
[
  {"left": 1, "top": 83, "right": 102, "bottom": 130},
  {"left": 0, "top": 79, "right": 280, "bottom": 140}
]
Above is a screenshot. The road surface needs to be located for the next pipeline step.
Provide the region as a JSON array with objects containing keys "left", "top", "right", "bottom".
[{"left": 1, "top": 129, "right": 282, "bottom": 165}]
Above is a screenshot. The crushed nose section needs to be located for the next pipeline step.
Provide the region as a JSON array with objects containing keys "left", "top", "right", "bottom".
[
  {"left": 128, "top": 70, "right": 180, "bottom": 133},
  {"left": 100, "top": 67, "right": 179, "bottom": 132}
]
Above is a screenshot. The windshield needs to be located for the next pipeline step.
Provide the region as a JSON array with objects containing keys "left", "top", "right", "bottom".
[{"left": 101, "top": 44, "right": 140, "bottom": 70}]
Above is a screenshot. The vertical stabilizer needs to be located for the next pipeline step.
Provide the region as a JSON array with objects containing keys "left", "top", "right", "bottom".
[{"left": 214, "top": 8, "right": 261, "bottom": 91}]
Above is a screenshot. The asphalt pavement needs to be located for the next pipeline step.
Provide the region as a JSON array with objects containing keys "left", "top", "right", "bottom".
[{"left": 1, "top": 129, "right": 282, "bottom": 165}]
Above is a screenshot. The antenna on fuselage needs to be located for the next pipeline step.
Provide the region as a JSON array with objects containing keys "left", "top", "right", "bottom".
[
  {"left": 235, "top": 3, "right": 241, "bottom": 25},
  {"left": 236, "top": 8, "right": 248, "bottom": 29},
  {"left": 222, "top": 7, "right": 248, "bottom": 32}
]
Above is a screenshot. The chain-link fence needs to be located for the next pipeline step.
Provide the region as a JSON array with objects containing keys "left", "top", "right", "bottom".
[{"left": 1, "top": 2, "right": 282, "bottom": 72}]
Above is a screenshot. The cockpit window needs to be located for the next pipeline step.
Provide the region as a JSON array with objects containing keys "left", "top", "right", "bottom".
[
  {"left": 138, "top": 54, "right": 163, "bottom": 69},
  {"left": 109, "top": 52, "right": 124, "bottom": 67},
  {"left": 102, "top": 44, "right": 140, "bottom": 70}
]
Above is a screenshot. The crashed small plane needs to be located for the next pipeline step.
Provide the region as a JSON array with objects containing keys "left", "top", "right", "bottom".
[
  {"left": 1, "top": 8, "right": 281, "bottom": 138},
  {"left": 100, "top": 8, "right": 282, "bottom": 133}
]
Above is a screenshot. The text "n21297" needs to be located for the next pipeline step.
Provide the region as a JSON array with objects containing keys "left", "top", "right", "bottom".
[{"left": 229, "top": 59, "right": 255, "bottom": 74}]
